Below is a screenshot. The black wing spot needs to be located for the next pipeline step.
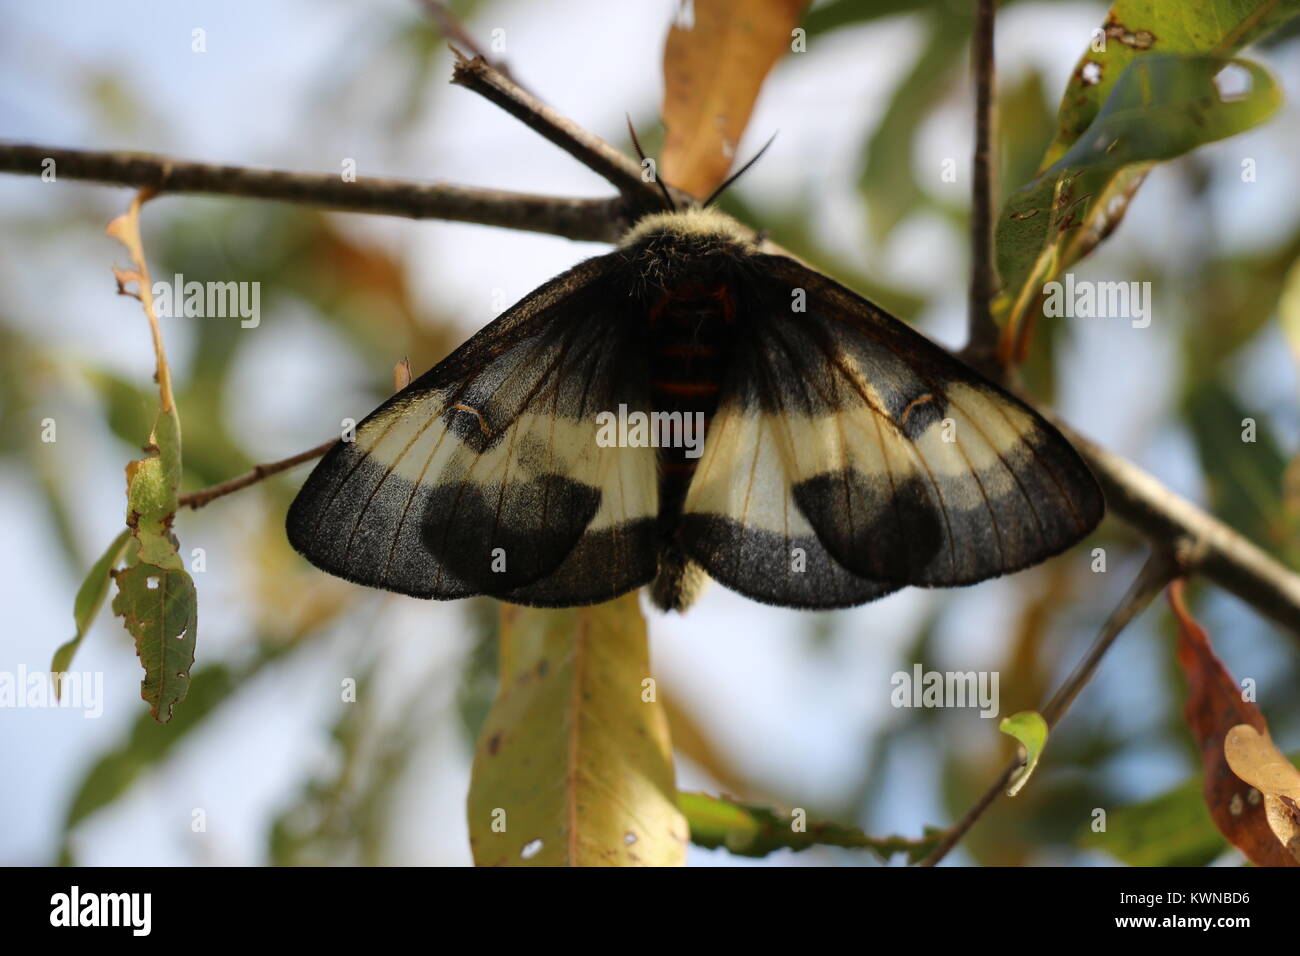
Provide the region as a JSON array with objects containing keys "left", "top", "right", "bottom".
[
  {"left": 793, "top": 469, "right": 943, "bottom": 582},
  {"left": 677, "top": 513, "right": 899, "bottom": 609},
  {"left": 421, "top": 474, "right": 600, "bottom": 593}
]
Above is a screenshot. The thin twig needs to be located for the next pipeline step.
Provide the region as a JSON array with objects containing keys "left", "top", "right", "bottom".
[
  {"left": 106, "top": 188, "right": 174, "bottom": 414},
  {"left": 449, "top": 52, "right": 686, "bottom": 215},
  {"left": 920, "top": 763, "right": 1021, "bottom": 867},
  {"left": 177, "top": 439, "right": 335, "bottom": 510},
  {"left": 962, "top": 0, "right": 1002, "bottom": 377},
  {"left": 0, "top": 142, "right": 625, "bottom": 242},
  {"left": 919, "top": 548, "right": 1179, "bottom": 866},
  {"left": 1039, "top": 548, "right": 1180, "bottom": 725},
  {"left": 415, "top": 0, "right": 528, "bottom": 91}
]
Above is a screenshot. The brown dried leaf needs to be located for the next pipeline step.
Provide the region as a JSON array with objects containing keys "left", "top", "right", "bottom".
[
  {"left": 106, "top": 187, "right": 172, "bottom": 413},
  {"left": 1264, "top": 794, "right": 1300, "bottom": 863},
  {"left": 1170, "top": 580, "right": 1298, "bottom": 866},
  {"left": 1224, "top": 724, "right": 1300, "bottom": 863},
  {"left": 661, "top": 0, "right": 809, "bottom": 197},
  {"left": 392, "top": 357, "right": 412, "bottom": 392}
]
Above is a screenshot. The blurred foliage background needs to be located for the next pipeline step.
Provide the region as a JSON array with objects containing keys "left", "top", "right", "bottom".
[{"left": 2, "top": 0, "right": 1300, "bottom": 866}]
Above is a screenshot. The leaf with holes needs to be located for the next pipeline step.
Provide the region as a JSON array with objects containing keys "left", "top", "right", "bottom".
[
  {"left": 114, "top": 402, "right": 196, "bottom": 721},
  {"left": 998, "top": 53, "right": 1281, "bottom": 358},
  {"left": 112, "top": 553, "right": 197, "bottom": 723},
  {"left": 1041, "top": 0, "right": 1300, "bottom": 170},
  {"left": 466, "top": 594, "right": 686, "bottom": 866}
]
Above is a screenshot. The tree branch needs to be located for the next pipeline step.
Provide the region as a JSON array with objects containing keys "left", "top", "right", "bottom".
[
  {"left": 1039, "top": 548, "right": 1181, "bottom": 726},
  {"left": 1058, "top": 422, "right": 1300, "bottom": 637},
  {"left": 177, "top": 439, "right": 335, "bottom": 510},
  {"left": 416, "top": 0, "right": 529, "bottom": 91},
  {"left": 962, "top": 0, "right": 1002, "bottom": 375},
  {"left": 449, "top": 52, "right": 688, "bottom": 215},
  {"left": 0, "top": 142, "right": 625, "bottom": 242},
  {"left": 919, "top": 548, "right": 1179, "bottom": 866},
  {"left": 5, "top": 59, "right": 1299, "bottom": 646}
]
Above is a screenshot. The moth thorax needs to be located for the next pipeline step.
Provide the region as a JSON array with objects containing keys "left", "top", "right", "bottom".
[{"left": 618, "top": 207, "right": 756, "bottom": 250}]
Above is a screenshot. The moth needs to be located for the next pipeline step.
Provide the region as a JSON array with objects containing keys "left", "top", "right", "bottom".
[{"left": 287, "top": 194, "right": 1103, "bottom": 612}]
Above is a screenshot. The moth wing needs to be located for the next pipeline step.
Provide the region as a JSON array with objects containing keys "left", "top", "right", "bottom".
[
  {"left": 286, "top": 253, "right": 659, "bottom": 606},
  {"left": 680, "top": 255, "right": 1103, "bottom": 601},
  {"left": 678, "top": 404, "right": 901, "bottom": 608}
]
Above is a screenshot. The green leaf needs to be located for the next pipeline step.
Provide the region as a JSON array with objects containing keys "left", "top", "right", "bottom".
[
  {"left": 111, "top": 554, "right": 197, "bottom": 723},
  {"left": 1041, "top": 0, "right": 1300, "bottom": 170},
  {"left": 466, "top": 594, "right": 687, "bottom": 866},
  {"left": 124, "top": 403, "right": 184, "bottom": 569},
  {"left": 1080, "top": 776, "right": 1225, "bottom": 866},
  {"left": 1000, "top": 710, "right": 1049, "bottom": 797},
  {"left": 52, "top": 528, "right": 132, "bottom": 682},
  {"left": 680, "top": 791, "right": 942, "bottom": 862},
  {"left": 1049, "top": 55, "right": 1278, "bottom": 172},
  {"left": 993, "top": 0, "right": 1300, "bottom": 352},
  {"left": 114, "top": 387, "right": 197, "bottom": 721},
  {"left": 1078, "top": 759, "right": 1300, "bottom": 867},
  {"left": 998, "top": 54, "right": 1281, "bottom": 340}
]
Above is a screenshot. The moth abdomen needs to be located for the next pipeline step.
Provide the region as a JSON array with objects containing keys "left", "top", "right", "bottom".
[{"left": 647, "top": 279, "right": 737, "bottom": 521}]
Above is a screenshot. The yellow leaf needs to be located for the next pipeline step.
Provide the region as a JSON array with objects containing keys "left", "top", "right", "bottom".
[
  {"left": 1280, "top": 255, "right": 1300, "bottom": 381},
  {"left": 661, "top": 0, "right": 809, "bottom": 197},
  {"left": 467, "top": 595, "right": 687, "bottom": 866}
]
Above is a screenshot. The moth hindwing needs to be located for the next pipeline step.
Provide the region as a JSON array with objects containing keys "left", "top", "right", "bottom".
[{"left": 287, "top": 207, "right": 1103, "bottom": 611}]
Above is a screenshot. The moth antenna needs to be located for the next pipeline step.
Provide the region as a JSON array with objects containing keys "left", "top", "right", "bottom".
[
  {"left": 703, "top": 132, "right": 778, "bottom": 207},
  {"left": 626, "top": 114, "right": 676, "bottom": 212}
]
